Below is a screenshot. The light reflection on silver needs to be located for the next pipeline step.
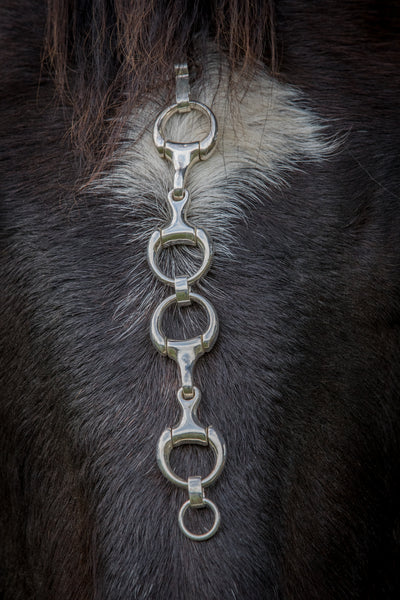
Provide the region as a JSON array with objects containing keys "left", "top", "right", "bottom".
[
  {"left": 156, "top": 387, "right": 226, "bottom": 489},
  {"left": 147, "top": 190, "right": 212, "bottom": 286},
  {"left": 149, "top": 64, "right": 225, "bottom": 541},
  {"left": 153, "top": 100, "right": 218, "bottom": 199},
  {"left": 150, "top": 292, "right": 218, "bottom": 399}
]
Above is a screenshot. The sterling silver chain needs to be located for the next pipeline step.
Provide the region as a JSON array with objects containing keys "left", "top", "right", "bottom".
[{"left": 148, "top": 64, "right": 226, "bottom": 541}]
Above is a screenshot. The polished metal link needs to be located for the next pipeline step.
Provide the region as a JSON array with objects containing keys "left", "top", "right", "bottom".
[
  {"left": 175, "top": 63, "right": 190, "bottom": 113},
  {"left": 150, "top": 293, "right": 219, "bottom": 398},
  {"left": 188, "top": 477, "right": 204, "bottom": 507},
  {"left": 147, "top": 190, "right": 213, "bottom": 286},
  {"left": 153, "top": 95, "right": 218, "bottom": 198},
  {"left": 174, "top": 276, "right": 190, "bottom": 306},
  {"left": 149, "top": 63, "right": 225, "bottom": 541}
]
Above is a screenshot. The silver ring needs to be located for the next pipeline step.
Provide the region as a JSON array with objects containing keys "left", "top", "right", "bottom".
[
  {"left": 153, "top": 101, "right": 218, "bottom": 159},
  {"left": 156, "top": 424, "right": 226, "bottom": 489},
  {"left": 147, "top": 227, "right": 212, "bottom": 286},
  {"left": 150, "top": 292, "right": 219, "bottom": 356},
  {"left": 178, "top": 498, "right": 221, "bottom": 541}
]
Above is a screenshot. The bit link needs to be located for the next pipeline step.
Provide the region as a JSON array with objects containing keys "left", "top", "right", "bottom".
[
  {"left": 156, "top": 387, "right": 227, "bottom": 490},
  {"left": 150, "top": 293, "right": 219, "bottom": 397},
  {"left": 147, "top": 190, "right": 213, "bottom": 287},
  {"left": 153, "top": 102, "right": 218, "bottom": 199}
]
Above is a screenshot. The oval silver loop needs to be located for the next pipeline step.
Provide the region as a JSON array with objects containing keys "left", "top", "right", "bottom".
[
  {"left": 150, "top": 293, "right": 219, "bottom": 396},
  {"left": 156, "top": 427, "right": 227, "bottom": 489},
  {"left": 178, "top": 498, "right": 221, "bottom": 541},
  {"left": 156, "top": 387, "right": 227, "bottom": 489}
]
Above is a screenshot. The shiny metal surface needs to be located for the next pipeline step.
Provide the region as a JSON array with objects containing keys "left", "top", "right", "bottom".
[
  {"left": 156, "top": 388, "right": 226, "bottom": 489},
  {"left": 178, "top": 498, "right": 221, "bottom": 542},
  {"left": 174, "top": 276, "right": 190, "bottom": 306},
  {"left": 150, "top": 293, "right": 218, "bottom": 398},
  {"left": 149, "top": 63, "right": 225, "bottom": 541},
  {"left": 188, "top": 476, "right": 204, "bottom": 507},
  {"left": 175, "top": 63, "right": 190, "bottom": 112},
  {"left": 147, "top": 190, "right": 213, "bottom": 286},
  {"left": 153, "top": 100, "right": 218, "bottom": 198}
]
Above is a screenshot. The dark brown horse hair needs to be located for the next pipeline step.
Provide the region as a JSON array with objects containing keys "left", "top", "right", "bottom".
[{"left": 44, "top": 0, "right": 276, "bottom": 167}]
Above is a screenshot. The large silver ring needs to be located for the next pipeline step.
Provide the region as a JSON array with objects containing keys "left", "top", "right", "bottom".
[
  {"left": 153, "top": 101, "right": 218, "bottom": 160},
  {"left": 150, "top": 292, "right": 219, "bottom": 356}
]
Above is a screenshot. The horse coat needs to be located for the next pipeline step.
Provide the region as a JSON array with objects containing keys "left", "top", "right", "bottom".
[{"left": 1, "top": 1, "right": 400, "bottom": 598}]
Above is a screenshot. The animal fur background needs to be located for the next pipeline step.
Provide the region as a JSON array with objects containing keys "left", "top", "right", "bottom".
[{"left": 1, "top": 1, "right": 400, "bottom": 598}]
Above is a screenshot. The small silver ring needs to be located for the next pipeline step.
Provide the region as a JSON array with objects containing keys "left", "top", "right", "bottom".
[
  {"left": 178, "top": 498, "right": 221, "bottom": 541},
  {"left": 156, "top": 423, "right": 226, "bottom": 489}
]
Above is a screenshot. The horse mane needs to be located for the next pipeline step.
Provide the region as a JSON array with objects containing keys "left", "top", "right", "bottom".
[{"left": 44, "top": 0, "right": 276, "bottom": 166}]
